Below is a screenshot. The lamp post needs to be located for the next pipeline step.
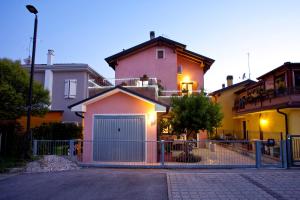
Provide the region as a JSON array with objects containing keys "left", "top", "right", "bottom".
[{"left": 26, "top": 5, "right": 38, "bottom": 140}]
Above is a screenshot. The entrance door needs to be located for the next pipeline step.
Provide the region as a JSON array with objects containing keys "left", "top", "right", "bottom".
[{"left": 93, "top": 115, "right": 145, "bottom": 162}]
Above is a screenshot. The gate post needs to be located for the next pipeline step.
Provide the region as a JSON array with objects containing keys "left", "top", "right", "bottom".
[
  {"left": 255, "top": 141, "right": 262, "bottom": 168},
  {"left": 281, "top": 140, "right": 288, "bottom": 168},
  {"left": 33, "top": 140, "right": 37, "bottom": 156},
  {"left": 160, "top": 140, "right": 165, "bottom": 166},
  {"left": 287, "top": 135, "right": 292, "bottom": 167}
]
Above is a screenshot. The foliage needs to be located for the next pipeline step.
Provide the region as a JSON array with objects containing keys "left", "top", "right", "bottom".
[
  {"left": 170, "top": 93, "right": 223, "bottom": 138},
  {"left": 159, "top": 118, "right": 172, "bottom": 135},
  {"left": 0, "top": 59, "right": 50, "bottom": 120},
  {"left": 32, "top": 122, "right": 83, "bottom": 140},
  {"left": 175, "top": 152, "right": 201, "bottom": 163},
  {"left": 0, "top": 121, "right": 31, "bottom": 159}
]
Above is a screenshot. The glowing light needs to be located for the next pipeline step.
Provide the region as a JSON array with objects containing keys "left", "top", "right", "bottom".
[
  {"left": 183, "top": 76, "right": 190, "bottom": 83},
  {"left": 260, "top": 118, "right": 268, "bottom": 126},
  {"left": 148, "top": 111, "right": 156, "bottom": 124}
]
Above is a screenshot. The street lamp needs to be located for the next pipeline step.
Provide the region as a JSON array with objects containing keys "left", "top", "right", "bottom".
[{"left": 26, "top": 5, "right": 38, "bottom": 140}]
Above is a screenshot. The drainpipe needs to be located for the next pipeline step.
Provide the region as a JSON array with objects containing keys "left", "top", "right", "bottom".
[
  {"left": 276, "top": 108, "right": 288, "bottom": 139},
  {"left": 277, "top": 108, "right": 289, "bottom": 168},
  {"left": 258, "top": 114, "right": 263, "bottom": 140}
]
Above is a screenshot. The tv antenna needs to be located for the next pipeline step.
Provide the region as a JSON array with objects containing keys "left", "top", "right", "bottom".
[{"left": 247, "top": 52, "right": 251, "bottom": 79}]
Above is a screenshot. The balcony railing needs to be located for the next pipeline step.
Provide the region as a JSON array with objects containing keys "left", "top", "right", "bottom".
[
  {"left": 159, "top": 90, "right": 202, "bottom": 97},
  {"left": 102, "top": 77, "right": 158, "bottom": 87},
  {"left": 233, "top": 87, "right": 300, "bottom": 113}
]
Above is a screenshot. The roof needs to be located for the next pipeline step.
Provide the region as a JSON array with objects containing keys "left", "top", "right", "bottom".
[
  {"left": 105, "top": 36, "right": 215, "bottom": 73},
  {"left": 209, "top": 79, "right": 256, "bottom": 96},
  {"left": 257, "top": 62, "right": 300, "bottom": 80},
  {"left": 22, "top": 63, "right": 106, "bottom": 81},
  {"left": 68, "top": 85, "right": 169, "bottom": 112}
]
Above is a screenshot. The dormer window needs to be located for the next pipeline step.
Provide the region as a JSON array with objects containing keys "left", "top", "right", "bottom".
[{"left": 156, "top": 49, "right": 165, "bottom": 59}]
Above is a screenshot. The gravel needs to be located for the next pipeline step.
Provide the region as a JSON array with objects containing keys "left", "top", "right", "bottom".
[{"left": 25, "top": 155, "right": 80, "bottom": 173}]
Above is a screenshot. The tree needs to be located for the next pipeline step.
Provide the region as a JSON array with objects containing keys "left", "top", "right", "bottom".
[
  {"left": 170, "top": 93, "right": 223, "bottom": 139},
  {"left": 0, "top": 59, "right": 50, "bottom": 121},
  {"left": 167, "top": 93, "right": 223, "bottom": 162}
]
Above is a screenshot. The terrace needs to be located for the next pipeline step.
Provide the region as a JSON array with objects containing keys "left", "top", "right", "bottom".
[{"left": 88, "top": 76, "right": 202, "bottom": 98}]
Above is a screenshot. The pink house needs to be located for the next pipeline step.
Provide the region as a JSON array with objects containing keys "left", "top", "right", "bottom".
[{"left": 69, "top": 32, "right": 214, "bottom": 163}]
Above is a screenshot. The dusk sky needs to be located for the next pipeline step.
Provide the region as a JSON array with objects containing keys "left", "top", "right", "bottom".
[{"left": 1, "top": 0, "right": 300, "bottom": 92}]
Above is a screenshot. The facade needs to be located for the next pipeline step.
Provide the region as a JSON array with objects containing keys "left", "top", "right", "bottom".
[
  {"left": 22, "top": 50, "right": 109, "bottom": 126},
  {"left": 210, "top": 77, "right": 255, "bottom": 139},
  {"left": 211, "top": 62, "right": 300, "bottom": 141},
  {"left": 69, "top": 33, "right": 214, "bottom": 162},
  {"left": 105, "top": 34, "right": 214, "bottom": 96}
]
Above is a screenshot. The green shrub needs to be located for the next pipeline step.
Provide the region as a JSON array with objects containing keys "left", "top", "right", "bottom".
[
  {"left": 32, "top": 122, "right": 82, "bottom": 140},
  {"left": 175, "top": 153, "right": 201, "bottom": 163},
  {"left": 0, "top": 121, "right": 31, "bottom": 158}
]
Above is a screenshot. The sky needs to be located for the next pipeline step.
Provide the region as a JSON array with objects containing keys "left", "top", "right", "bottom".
[{"left": 1, "top": 0, "right": 300, "bottom": 92}]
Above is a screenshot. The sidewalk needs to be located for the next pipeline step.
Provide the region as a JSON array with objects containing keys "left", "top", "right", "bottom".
[{"left": 167, "top": 170, "right": 300, "bottom": 200}]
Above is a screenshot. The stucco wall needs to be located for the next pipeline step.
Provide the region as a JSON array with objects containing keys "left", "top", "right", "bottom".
[
  {"left": 52, "top": 71, "right": 88, "bottom": 123},
  {"left": 83, "top": 92, "right": 157, "bottom": 163},
  {"left": 115, "top": 46, "right": 177, "bottom": 90},
  {"left": 177, "top": 55, "right": 204, "bottom": 90}
]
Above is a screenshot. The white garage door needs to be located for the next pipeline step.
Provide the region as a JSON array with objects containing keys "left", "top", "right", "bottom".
[{"left": 93, "top": 115, "right": 145, "bottom": 162}]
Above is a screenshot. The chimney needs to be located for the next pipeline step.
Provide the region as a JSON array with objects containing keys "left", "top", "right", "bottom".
[
  {"left": 47, "top": 49, "right": 54, "bottom": 66},
  {"left": 222, "top": 83, "right": 225, "bottom": 88},
  {"left": 150, "top": 31, "right": 155, "bottom": 40},
  {"left": 23, "top": 56, "right": 31, "bottom": 65},
  {"left": 226, "top": 75, "right": 233, "bottom": 87}
]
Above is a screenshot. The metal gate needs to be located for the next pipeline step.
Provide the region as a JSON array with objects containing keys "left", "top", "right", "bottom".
[
  {"left": 93, "top": 115, "right": 145, "bottom": 162},
  {"left": 289, "top": 135, "right": 300, "bottom": 166}
]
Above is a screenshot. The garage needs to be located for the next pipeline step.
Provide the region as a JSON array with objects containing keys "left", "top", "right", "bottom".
[{"left": 93, "top": 115, "right": 145, "bottom": 162}]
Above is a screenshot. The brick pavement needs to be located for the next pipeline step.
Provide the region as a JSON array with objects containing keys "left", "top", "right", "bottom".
[{"left": 167, "top": 171, "right": 300, "bottom": 200}]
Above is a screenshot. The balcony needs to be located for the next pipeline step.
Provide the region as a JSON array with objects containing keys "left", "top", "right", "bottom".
[
  {"left": 233, "top": 87, "right": 300, "bottom": 114},
  {"left": 89, "top": 76, "right": 202, "bottom": 97}
]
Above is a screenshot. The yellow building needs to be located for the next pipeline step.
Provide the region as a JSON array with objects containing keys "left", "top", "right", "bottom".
[
  {"left": 211, "top": 62, "right": 300, "bottom": 141},
  {"left": 210, "top": 77, "right": 255, "bottom": 139}
]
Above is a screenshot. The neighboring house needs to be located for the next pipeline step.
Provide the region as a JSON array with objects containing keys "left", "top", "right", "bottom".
[
  {"left": 69, "top": 32, "right": 214, "bottom": 163},
  {"left": 21, "top": 50, "right": 109, "bottom": 127},
  {"left": 211, "top": 62, "right": 300, "bottom": 141},
  {"left": 210, "top": 77, "right": 255, "bottom": 139}
]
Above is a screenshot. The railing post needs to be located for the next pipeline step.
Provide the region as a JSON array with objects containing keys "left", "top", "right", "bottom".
[
  {"left": 69, "top": 139, "right": 74, "bottom": 158},
  {"left": 160, "top": 140, "right": 165, "bottom": 167},
  {"left": 281, "top": 140, "right": 288, "bottom": 169},
  {"left": 255, "top": 141, "right": 262, "bottom": 168},
  {"left": 33, "top": 140, "right": 37, "bottom": 156}
]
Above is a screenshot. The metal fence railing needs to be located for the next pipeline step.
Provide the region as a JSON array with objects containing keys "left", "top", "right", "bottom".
[{"left": 33, "top": 139, "right": 287, "bottom": 168}]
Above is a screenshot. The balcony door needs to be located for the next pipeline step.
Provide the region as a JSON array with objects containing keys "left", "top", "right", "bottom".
[{"left": 182, "top": 82, "right": 193, "bottom": 95}]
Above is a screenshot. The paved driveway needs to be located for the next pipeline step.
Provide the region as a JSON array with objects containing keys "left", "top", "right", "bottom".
[
  {"left": 167, "top": 170, "right": 300, "bottom": 200},
  {"left": 0, "top": 169, "right": 168, "bottom": 200}
]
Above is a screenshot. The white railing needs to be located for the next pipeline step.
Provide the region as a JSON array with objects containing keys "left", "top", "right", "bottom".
[
  {"left": 159, "top": 90, "right": 202, "bottom": 97},
  {"left": 101, "top": 77, "right": 158, "bottom": 87}
]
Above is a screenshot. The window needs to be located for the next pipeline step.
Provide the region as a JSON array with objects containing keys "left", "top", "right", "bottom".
[
  {"left": 181, "top": 82, "right": 193, "bottom": 95},
  {"left": 64, "top": 79, "right": 77, "bottom": 99},
  {"left": 294, "top": 71, "right": 300, "bottom": 88},
  {"left": 156, "top": 49, "right": 165, "bottom": 59},
  {"left": 274, "top": 74, "right": 286, "bottom": 95}
]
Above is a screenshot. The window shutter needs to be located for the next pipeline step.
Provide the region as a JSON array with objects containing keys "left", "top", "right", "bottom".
[
  {"left": 64, "top": 80, "right": 70, "bottom": 98},
  {"left": 69, "top": 79, "right": 77, "bottom": 98}
]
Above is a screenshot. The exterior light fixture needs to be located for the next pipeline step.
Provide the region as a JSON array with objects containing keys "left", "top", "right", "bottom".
[{"left": 260, "top": 118, "right": 268, "bottom": 126}]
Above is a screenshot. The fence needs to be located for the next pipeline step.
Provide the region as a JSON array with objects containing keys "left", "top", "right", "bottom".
[{"left": 33, "top": 139, "right": 287, "bottom": 168}]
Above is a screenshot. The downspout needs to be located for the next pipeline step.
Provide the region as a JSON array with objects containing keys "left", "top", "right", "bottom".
[
  {"left": 276, "top": 108, "right": 288, "bottom": 139},
  {"left": 277, "top": 108, "right": 289, "bottom": 168},
  {"left": 75, "top": 112, "right": 84, "bottom": 119}
]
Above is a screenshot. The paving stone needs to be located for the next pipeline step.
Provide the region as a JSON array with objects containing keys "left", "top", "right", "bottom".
[{"left": 167, "top": 171, "right": 300, "bottom": 200}]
